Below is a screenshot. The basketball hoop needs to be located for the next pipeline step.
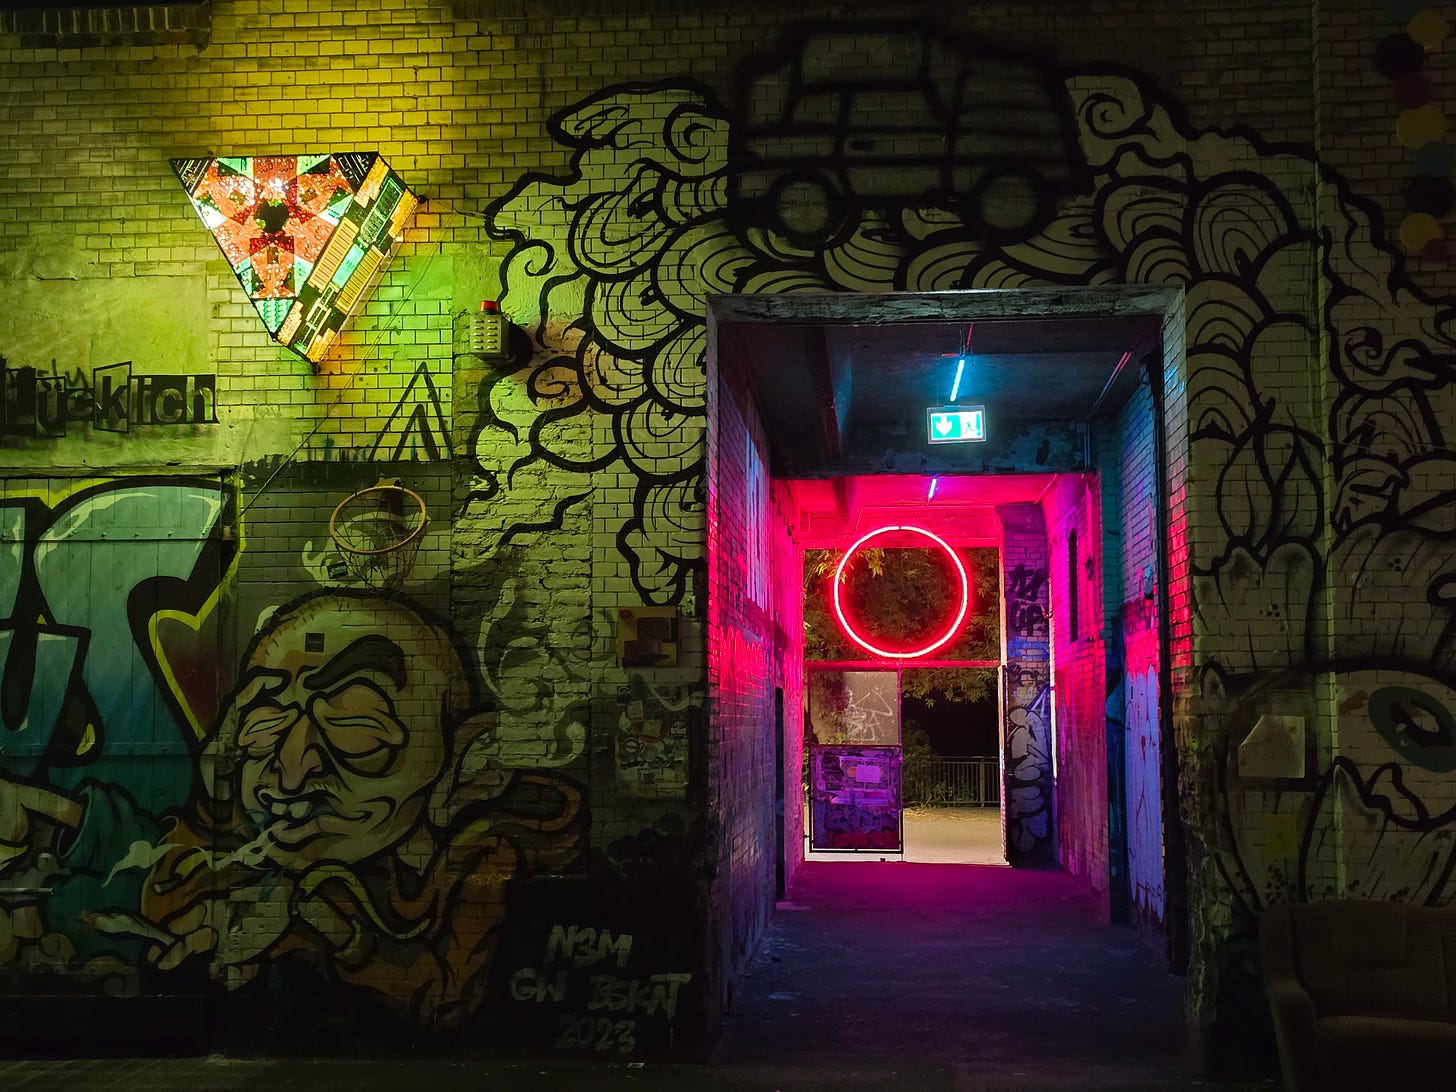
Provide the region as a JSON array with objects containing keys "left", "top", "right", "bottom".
[{"left": 328, "top": 483, "right": 429, "bottom": 591}]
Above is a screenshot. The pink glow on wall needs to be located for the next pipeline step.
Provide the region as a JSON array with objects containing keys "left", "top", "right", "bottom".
[{"left": 831, "top": 524, "right": 970, "bottom": 659}]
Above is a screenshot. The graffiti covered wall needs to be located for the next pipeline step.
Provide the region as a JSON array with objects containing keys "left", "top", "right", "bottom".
[
  {"left": 0, "top": 476, "right": 233, "bottom": 1044},
  {"left": 0, "top": 465, "right": 594, "bottom": 1049},
  {"left": 0, "top": 477, "right": 231, "bottom": 808},
  {"left": 1, "top": 0, "right": 1455, "bottom": 1067},
  {"left": 999, "top": 505, "right": 1055, "bottom": 868},
  {"left": 1115, "top": 377, "right": 1167, "bottom": 938},
  {"left": 473, "top": 7, "right": 1456, "bottom": 1055},
  {"left": 702, "top": 360, "right": 780, "bottom": 1023},
  {"left": 771, "top": 478, "right": 806, "bottom": 898}
]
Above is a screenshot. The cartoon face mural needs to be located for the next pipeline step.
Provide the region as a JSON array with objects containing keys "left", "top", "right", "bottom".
[
  {"left": 0, "top": 587, "right": 585, "bottom": 1031},
  {"left": 140, "top": 590, "right": 587, "bottom": 1028},
  {"left": 481, "top": 17, "right": 1456, "bottom": 1042},
  {"left": 228, "top": 596, "right": 460, "bottom": 870}
]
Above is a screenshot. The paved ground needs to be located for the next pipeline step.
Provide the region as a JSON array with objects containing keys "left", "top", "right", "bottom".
[
  {"left": 902, "top": 805, "right": 1006, "bottom": 864},
  {"left": 0, "top": 1056, "right": 1279, "bottom": 1090},
  {"left": 0, "top": 854, "right": 1280, "bottom": 1091},
  {"left": 715, "top": 862, "right": 1276, "bottom": 1091}
]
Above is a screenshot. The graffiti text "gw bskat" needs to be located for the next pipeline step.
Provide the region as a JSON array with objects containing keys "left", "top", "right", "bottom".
[{"left": 1, "top": 359, "right": 217, "bottom": 437}]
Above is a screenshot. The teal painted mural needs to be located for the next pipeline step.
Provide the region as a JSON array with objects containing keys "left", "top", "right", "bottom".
[{"left": 0, "top": 476, "right": 589, "bottom": 1038}]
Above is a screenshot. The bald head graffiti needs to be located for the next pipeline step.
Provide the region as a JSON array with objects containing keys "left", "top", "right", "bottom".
[
  {"left": 130, "top": 590, "right": 586, "bottom": 1028},
  {"left": 0, "top": 590, "right": 584, "bottom": 1031},
  {"left": 224, "top": 594, "right": 468, "bottom": 871}
]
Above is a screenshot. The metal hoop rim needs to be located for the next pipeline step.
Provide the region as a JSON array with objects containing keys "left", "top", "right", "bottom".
[{"left": 328, "top": 484, "right": 430, "bottom": 557}]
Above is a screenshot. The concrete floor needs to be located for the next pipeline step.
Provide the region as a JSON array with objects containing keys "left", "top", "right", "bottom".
[
  {"left": 0, "top": 852, "right": 1279, "bottom": 1091},
  {"left": 715, "top": 861, "right": 1275, "bottom": 1090}
]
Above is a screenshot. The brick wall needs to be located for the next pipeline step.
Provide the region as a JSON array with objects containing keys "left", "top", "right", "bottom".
[
  {"left": 1, "top": 0, "right": 1454, "bottom": 1070},
  {"left": 770, "top": 478, "right": 805, "bottom": 899},
  {"left": 0, "top": 0, "right": 459, "bottom": 472},
  {"left": 999, "top": 502, "right": 1054, "bottom": 868},
  {"left": 1113, "top": 373, "right": 1166, "bottom": 942},
  {"left": 1043, "top": 473, "right": 1109, "bottom": 915},
  {"left": 705, "top": 361, "right": 780, "bottom": 1021},
  {"left": 235, "top": 459, "right": 454, "bottom": 626},
  {"left": 1316, "top": 0, "right": 1456, "bottom": 299}
]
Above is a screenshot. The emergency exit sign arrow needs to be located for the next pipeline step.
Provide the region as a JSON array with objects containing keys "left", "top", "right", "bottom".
[{"left": 926, "top": 406, "right": 987, "bottom": 444}]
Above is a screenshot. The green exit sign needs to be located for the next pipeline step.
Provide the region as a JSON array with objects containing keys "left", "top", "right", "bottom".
[{"left": 927, "top": 406, "right": 986, "bottom": 444}]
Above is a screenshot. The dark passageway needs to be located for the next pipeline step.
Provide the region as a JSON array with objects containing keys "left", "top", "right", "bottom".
[{"left": 714, "top": 863, "right": 1260, "bottom": 1090}]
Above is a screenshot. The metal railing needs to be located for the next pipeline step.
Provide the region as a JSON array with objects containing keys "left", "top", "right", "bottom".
[{"left": 903, "top": 756, "right": 1000, "bottom": 807}]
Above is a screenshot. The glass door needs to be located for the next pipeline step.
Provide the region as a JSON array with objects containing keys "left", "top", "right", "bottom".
[{"left": 806, "top": 668, "right": 903, "bottom": 851}]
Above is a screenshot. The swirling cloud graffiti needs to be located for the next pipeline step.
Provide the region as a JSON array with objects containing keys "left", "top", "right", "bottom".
[{"left": 480, "top": 20, "right": 1456, "bottom": 1043}]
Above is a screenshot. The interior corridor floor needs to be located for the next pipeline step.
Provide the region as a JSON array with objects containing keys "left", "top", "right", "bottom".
[{"left": 713, "top": 862, "right": 1278, "bottom": 1090}]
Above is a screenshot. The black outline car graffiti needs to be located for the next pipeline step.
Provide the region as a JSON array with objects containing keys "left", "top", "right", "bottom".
[{"left": 729, "top": 21, "right": 1091, "bottom": 247}]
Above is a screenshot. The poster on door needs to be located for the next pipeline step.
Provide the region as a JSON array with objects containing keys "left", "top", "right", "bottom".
[{"left": 810, "top": 746, "right": 903, "bottom": 851}]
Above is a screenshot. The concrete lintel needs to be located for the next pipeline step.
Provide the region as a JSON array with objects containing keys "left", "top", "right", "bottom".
[
  {"left": 708, "top": 286, "right": 1183, "bottom": 327},
  {"left": 805, "top": 328, "right": 848, "bottom": 458}
]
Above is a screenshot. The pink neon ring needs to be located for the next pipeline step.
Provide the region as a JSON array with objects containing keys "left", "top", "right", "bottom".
[{"left": 832, "top": 525, "right": 970, "bottom": 659}]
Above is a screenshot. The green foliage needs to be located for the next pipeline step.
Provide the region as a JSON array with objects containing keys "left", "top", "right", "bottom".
[
  {"left": 901, "top": 721, "right": 932, "bottom": 762},
  {"left": 902, "top": 724, "right": 960, "bottom": 807},
  {"left": 899, "top": 666, "right": 996, "bottom": 707},
  {"left": 912, "top": 781, "right": 956, "bottom": 808}
]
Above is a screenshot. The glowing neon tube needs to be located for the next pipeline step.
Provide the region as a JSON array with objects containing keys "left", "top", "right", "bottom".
[{"left": 832, "top": 525, "right": 970, "bottom": 659}]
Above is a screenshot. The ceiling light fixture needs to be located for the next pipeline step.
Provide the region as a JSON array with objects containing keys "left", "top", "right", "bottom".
[{"left": 950, "top": 358, "right": 965, "bottom": 402}]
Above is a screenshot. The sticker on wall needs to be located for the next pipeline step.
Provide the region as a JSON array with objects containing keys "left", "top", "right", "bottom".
[
  {"left": 171, "top": 153, "right": 419, "bottom": 364},
  {"left": 616, "top": 606, "right": 680, "bottom": 667},
  {"left": 614, "top": 675, "right": 694, "bottom": 798}
]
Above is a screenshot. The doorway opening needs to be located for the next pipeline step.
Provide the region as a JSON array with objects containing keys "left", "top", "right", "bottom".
[
  {"left": 798, "top": 526, "right": 1006, "bottom": 865},
  {"left": 705, "top": 286, "right": 1188, "bottom": 997}
]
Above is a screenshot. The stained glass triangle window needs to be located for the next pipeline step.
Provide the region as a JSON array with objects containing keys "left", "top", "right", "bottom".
[{"left": 171, "top": 153, "right": 419, "bottom": 364}]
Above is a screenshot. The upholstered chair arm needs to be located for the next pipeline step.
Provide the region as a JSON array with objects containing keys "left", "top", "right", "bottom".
[{"left": 1266, "top": 977, "right": 1320, "bottom": 1092}]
